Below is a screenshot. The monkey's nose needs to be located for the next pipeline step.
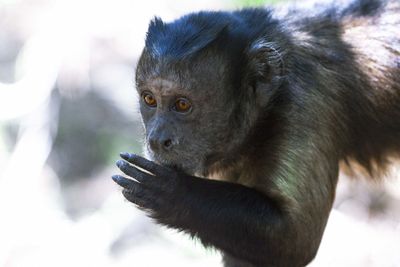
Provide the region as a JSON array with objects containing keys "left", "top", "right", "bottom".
[
  {"left": 149, "top": 136, "right": 174, "bottom": 152},
  {"left": 163, "top": 139, "right": 173, "bottom": 149}
]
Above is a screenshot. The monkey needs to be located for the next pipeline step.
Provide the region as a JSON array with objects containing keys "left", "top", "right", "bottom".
[{"left": 111, "top": 0, "right": 400, "bottom": 266}]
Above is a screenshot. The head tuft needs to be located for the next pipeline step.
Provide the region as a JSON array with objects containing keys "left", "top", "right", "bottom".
[{"left": 145, "top": 12, "right": 230, "bottom": 59}]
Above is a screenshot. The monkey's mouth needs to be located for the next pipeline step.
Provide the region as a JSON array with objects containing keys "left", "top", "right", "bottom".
[
  {"left": 156, "top": 158, "right": 197, "bottom": 175},
  {"left": 152, "top": 157, "right": 185, "bottom": 172},
  {"left": 163, "top": 163, "right": 181, "bottom": 171},
  {"left": 146, "top": 147, "right": 201, "bottom": 175}
]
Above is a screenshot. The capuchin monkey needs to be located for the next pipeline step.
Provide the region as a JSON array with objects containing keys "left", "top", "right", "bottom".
[{"left": 112, "top": 0, "right": 400, "bottom": 266}]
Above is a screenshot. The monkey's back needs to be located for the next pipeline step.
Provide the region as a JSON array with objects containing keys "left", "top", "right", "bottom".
[
  {"left": 276, "top": 0, "right": 400, "bottom": 175},
  {"left": 342, "top": 0, "right": 400, "bottom": 101},
  {"left": 340, "top": 0, "right": 400, "bottom": 173}
]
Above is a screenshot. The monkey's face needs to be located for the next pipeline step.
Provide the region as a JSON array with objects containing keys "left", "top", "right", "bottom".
[{"left": 135, "top": 53, "right": 248, "bottom": 176}]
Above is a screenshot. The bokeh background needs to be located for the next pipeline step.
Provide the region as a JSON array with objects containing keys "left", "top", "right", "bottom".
[{"left": 0, "top": 0, "right": 399, "bottom": 266}]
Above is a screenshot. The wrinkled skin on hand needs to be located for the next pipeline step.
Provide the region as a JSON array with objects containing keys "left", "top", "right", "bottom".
[{"left": 112, "top": 152, "right": 192, "bottom": 223}]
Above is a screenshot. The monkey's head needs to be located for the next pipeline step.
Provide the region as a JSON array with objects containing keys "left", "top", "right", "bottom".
[{"left": 135, "top": 12, "right": 284, "bottom": 175}]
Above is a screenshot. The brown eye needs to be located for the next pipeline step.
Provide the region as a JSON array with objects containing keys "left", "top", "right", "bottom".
[
  {"left": 174, "top": 98, "right": 192, "bottom": 113},
  {"left": 142, "top": 92, "right": 157, "bottom": 107}
]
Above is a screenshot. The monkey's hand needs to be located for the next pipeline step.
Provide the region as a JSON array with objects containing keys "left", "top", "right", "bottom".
[
  {"left": 112, "top": 153, "right": 304, "bottom": 265},
  {"left": 112, "top": 152, "right": 193, "bottom": 225}
]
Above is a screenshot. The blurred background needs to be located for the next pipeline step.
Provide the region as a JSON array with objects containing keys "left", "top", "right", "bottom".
[{"left": 0, "top": 0, "right": 399, "bottom": 266}]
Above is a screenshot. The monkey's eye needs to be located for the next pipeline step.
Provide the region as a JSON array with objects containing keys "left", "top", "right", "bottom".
[
  {"left": 174, "top": 98, "right": 192, "bottom": 113},
  {"left": 142, "top": 92, "right": 157, "bottom": 107}
]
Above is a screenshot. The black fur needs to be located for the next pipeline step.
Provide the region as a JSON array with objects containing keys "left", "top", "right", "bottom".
[{"left": 113, "top": 0, "right": 400, "bottom": 266}]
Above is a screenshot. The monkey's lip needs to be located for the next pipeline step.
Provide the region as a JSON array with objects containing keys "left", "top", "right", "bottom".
[
  {"left": 151, "top": 152, "right": 197, "bottom": 175},
  {"left": 156, "top": 159, "right": 193, "bottom": 175},
  {"left": 154, "top": 159, "right": 182, "bottom": 171},
  {"left": 165, "top": 164, "right": 182, "bottom": 172}
]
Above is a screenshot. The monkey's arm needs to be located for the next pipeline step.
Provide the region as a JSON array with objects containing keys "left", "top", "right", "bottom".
[
  {"left": 113, "top": 154, "right": 281, "bottom": 265},
  {"left": 113, "top": 148, "right": 337, "bottom": 266}
]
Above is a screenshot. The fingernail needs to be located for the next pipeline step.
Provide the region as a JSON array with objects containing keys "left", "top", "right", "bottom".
[
  {"left": 111, "top": 175, "right": 120, "bottom": 182},
  {"left": 120, "top": 152, "right": 130, "bottom": 160},
  {"left": 111, "top": 175, "right": 130, "bottom": 188},
  {"left": 116, "top": 160, "right": 125, "bottom": 168}
]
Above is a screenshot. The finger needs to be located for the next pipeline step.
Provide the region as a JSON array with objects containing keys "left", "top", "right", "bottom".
[
  {"left": 116, "top": 160, "right": 153, "bottom": 183},
  {"left": 122, "top": 186, "right": 162, "bottom": 211},
  {"left": 112, "top": 175, "right": 136, "bottom": 189},
  {"left": 119, "top": 152, "right": 170, "bottom": 176}
]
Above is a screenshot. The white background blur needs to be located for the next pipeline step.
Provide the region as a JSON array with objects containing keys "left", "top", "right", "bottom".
[{"left": 0, "top": 0, "right": 399, "bottom": 266}]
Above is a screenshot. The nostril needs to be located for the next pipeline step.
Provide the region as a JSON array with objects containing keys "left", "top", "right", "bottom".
[
  {"left": 148, "top": 134, "right": 174, "bottom": 151},
  {"left": 149, "top": 138, "right": 158, "bottom": 150},
  {"left": 163, "top": 139, "right": 173, "bottom": 149}
]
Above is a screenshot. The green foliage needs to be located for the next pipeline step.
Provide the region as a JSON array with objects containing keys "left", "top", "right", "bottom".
[{"left": 236, "top": 0, "right": 282, "bottom": 7}]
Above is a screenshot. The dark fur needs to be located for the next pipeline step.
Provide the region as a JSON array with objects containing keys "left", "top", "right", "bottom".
[{"left": 113, "top": 0, "right": 400, "bottom": 266}]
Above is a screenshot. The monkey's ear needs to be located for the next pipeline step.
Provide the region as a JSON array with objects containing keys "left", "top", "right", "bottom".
[{"left": 246, "top": 39, "right": 284, "bottom": 97}]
